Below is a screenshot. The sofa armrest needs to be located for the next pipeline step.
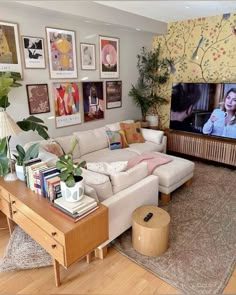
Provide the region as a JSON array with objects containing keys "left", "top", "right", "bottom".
[
  {"left": 99, "top": 175, "right": 159, "bottom": 247},
  {"left": 141, "top": 128, "right": 164, "bottom": 144}
]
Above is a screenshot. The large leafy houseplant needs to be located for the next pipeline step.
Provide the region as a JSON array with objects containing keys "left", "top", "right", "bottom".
[
  {"left": 129, "top": 44, "right": 174, "bottom": 123},
  {"left": 0, "top": 71, "right": 49, "bottom": 176}
]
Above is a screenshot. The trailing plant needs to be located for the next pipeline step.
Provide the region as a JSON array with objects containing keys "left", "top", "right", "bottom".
[
  {"left": 13, "top": 143, "right": 39, "bottom": 166},
  {"left": 56, "top": 138, "right": 86, "bottom": 188},
  {"left": 129, "top": 44, "right": 174, "bottom": 122}
]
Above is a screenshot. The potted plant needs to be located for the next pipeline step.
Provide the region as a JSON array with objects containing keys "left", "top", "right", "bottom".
[
  {"left": 13, "top": 143, "right": 39, "bottom": 181},
  {"left": 0, "top": 71, "right": 49, "bottom": 177},
  {"left": 129, "top": 44, "right": 174, "bottom": 127},
  {"left": 56, "top": 139, "right": 86, "bottom": 203}
]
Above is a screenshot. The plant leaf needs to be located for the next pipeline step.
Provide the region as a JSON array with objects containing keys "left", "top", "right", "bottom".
[
  {"left": 24, "top": 143, "right": 39, "bottom": 161},
  {"left": 17, "top": 116, "right": 49, "bottom": 140}
]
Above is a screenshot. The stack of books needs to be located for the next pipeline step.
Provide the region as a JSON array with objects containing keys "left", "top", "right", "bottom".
[{"left": 52, "top": 195, "right": 99, "bottom": 222}]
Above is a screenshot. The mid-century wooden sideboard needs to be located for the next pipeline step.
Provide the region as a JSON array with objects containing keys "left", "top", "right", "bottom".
[{"left": 0, "top": 178, "right": 108, "bottom": 286}]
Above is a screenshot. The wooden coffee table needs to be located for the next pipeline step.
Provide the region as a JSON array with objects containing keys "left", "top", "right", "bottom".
[{"left": 132, "top": 205, "right": 170, "bottom": 256}]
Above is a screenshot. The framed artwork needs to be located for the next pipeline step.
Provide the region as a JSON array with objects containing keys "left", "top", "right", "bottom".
[
  {"left": 46, "top": 27, "right": 77, "bottom": 79},
  {"left": 82, "top": 81, "right": 104, "bottom": 122},
  {"left": 80, "top": 43, "right": 96, "bottom": 70},
  {"left": 53, "top": 82, "right": 81, "bottom": 128},
  {"left": 26, "top": 84, "right": 50, "bottom": 114},
  {"left": 22, "top": 36, "right": 46, "bottom": 69},
  {"left": 106, "top": 81, "right": 122, "bottom": 109},
  {"left": 99, "top": 35, "right": 119, "bottom": 79},
  {"left": 0, "top": 21, "right": 23, "bottom": 77}
]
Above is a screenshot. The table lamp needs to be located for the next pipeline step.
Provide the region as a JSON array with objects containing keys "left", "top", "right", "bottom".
[{"left": 0, "top": 111, "right": 22, "bottom": 181}]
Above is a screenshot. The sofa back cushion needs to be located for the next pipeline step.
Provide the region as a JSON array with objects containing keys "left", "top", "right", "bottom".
[
  {"left": 110, "top": 162, "right": 148, "bottom": 194},
  {"left": 141, "top": 128, "right": 164, "bottom": 145},
  {"left": 74, "top": 127, "right": 108, "bottom": 156},
  {"left": 82, "top": 168, "right": 113, "bottom": 202},
  {"left": 54, "top": 136, "right": 81, "bottom": 159}
]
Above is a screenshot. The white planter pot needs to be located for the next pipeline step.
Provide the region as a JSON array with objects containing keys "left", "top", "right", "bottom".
[
  {"left": 15, "top": 164, "right": 25, "bottom": 181},
  {"left": 146, "top": 115, "right": 159, "bottom": 127},
  {"left": 60, "top": 177, "right": 85, "bottom": 203}
]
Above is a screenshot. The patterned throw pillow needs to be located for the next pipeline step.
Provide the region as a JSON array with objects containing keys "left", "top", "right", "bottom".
[
  {"left": 120, "top": 121, "right": 145, "bottom": 144},
  {"left": 106, "top": 130, "right": 129, "bottom": 150}
]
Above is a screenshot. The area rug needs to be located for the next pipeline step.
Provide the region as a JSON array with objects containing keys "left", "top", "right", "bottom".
[
  {"left": 112, "top": 161, "right": 236, "bottom": 294},
  {"left": 0, "top": 226, "right": 52, "bottom": 271}
]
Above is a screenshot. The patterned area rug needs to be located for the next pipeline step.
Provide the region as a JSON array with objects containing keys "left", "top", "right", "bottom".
[
  {"left": 0, "top": 226, "right": 52, "bottom": 271},
  {"left": 112, "top": 161, "right": 236, "bottom": 294}
]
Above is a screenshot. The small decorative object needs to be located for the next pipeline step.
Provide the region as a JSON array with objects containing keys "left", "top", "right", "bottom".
[
  {"left": 99, "top": 35, "right": 119, "bottom": 79},
  {"left": 22, "top": 36, "right": 46, "bottom": 69},
  {"left": 82, "top": 81, "right": 104, "bottom": 122},
  {"left": 0, "top": 21, "right": 23, "bottom": 77},
  {"left": 56, "top": 139, "right": 86, "bottom": 203},
  {"left": 46, "top": 27, "right": 77, "bottom": 79},
  {"left": 80, "top": 43, "right": 96, "bottom": 70},
  {"left": 106, "top": 80, "right": 122, "bottom": 109},
  {"left": 53, "top": 82, "right": 81, "bottom": 128},
  {"left": 26, "top": 84, "right": 50, "bottom": 115}
]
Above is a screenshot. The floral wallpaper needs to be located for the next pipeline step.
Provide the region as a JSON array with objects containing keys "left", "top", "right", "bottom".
[{"left": 153, "top": 12, "right": 236, "bottom": 129}]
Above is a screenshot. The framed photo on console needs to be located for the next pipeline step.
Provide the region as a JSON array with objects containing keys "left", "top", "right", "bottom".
[
  {"left": 0, "top": 20, "right": 23, "bottom": 77},
  {"left": 46, "top": 27, "right": 77, "bottom": 79},
  {"left": 106, "top": 80, "right": 122, "bottom": 109},
  {"left": 99, "top": 35, "right": 119, "bottom": 79},
  {"left": 22, "top": 36, "right": 46, "bottom": 69}
]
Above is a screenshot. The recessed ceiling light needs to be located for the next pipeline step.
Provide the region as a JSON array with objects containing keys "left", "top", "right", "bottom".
[
  {"left": 105, "top": 23, "right": 111, "bottom": 26},
  {"left": 81, "top": 77, "right": 88, "bottom": 81},
  {"left": 185, "top": 6, "right": 190, "bottom": 9},
  {"left": 136, "top": 28, "right": 141, "bottom": 31},
  {"left": 85, "top": 20, "right": 92, "bottom": 23}
]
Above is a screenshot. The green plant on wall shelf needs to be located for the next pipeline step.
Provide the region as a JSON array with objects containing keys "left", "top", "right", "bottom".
[{"left": 129, "top": 44, "right": 174, "bottom": 123}]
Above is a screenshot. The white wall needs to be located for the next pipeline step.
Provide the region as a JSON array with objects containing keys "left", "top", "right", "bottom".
[{"left": 0, "top": 2, "right": 154, "bottom": 147}]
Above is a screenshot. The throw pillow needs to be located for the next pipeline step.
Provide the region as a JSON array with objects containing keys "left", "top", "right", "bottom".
[
  {"left": 120, "top": 121, "right": 145, "bottom": 144},
  {"left": 86, "top": 161, "right": 128, "bottom": 176},
  {"left": 106, "top": 130, "right": 129, "bottom": 150},
  {"left": 44, "top": 140, "right": 64, "bottom": 157}
]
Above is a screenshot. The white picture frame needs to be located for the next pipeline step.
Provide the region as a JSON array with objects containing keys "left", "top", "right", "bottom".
[{"left": 80, "top": 43, "right": 96, "bottom": 70}]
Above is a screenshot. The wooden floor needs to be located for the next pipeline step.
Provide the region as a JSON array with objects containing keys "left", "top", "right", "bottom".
[{"left": 0, "top": 213, "right": 235, "bottom": 294}]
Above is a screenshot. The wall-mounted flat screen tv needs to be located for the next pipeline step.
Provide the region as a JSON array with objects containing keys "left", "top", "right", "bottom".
[{"left": 170, "top": 82, "right": 236, "bottom": 140}]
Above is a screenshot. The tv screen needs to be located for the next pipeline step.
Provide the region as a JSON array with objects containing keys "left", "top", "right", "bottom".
[{"left": 170, "top": 82, "right": 236, "bottom": 140}]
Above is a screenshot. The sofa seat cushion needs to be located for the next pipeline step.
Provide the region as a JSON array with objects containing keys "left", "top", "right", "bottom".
[
  {"left": 128, "top": 141, "right": 163, "bottom": 155},
  {"left": 74, "top": 127, "right": 108, "bottom": 156},
  {"left": 152, "top": 153, "right": 195, "bottom": 188},
  {"left": 80, "top": 148, "right": 139, "bottom": 163},
  {"left": 110, "top": 162, "right": 148, "bottom": 194},
  {"left": 81, "top": 168, "right": 113, "bottom": 202}
]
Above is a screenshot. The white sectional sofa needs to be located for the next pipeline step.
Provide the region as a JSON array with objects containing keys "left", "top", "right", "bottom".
[{"left": 25, "top": 120, "right": 194, "bottom": 256}]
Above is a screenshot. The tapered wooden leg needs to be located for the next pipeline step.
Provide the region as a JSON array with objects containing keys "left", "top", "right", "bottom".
[
  {"left": 86, "top": 252, "right": 92, "bottom": 264},
  {"left": 185, "top": 178, "right": 193, "bottom": 187},
  {"left": 53, "top": 259, "right": 60, "bottom": 287},
  {"left": 160, "top": 193, "right": 170, "bottom": 204},
  {"left": 6, "top": 217, "right": 14, "bottom": 235},
  {"left": 95, "top": 246, "right": 107, "bottom": 259}
]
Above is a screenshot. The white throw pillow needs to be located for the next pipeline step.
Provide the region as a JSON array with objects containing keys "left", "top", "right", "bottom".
[
  {"left": 110, "top": 162, "right": 148, "bottom": 194},
  {"left": 86, "top": 161, "right": 128, "bottom": 176}
]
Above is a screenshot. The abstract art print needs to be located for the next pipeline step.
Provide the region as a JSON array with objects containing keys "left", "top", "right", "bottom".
[
  {"left": 46, "top": 27, "right": 77, "bottom": 79},
  {"left": 22, "top": 36, "right": 46, "bottom": 69},
  {"left": 106, "top": 80, "right": 122, "bottom": 109},
  {"left": 0, "top": 21, "right": 22, "bottom": 77},
  {"left": 82, "top": 81, "right": 104, "bottom": 122},
  {"left": 53, "top": 82, "right": 81, "bottom": 128},
  {"left": 80, "top": 43, "right": 96, "bottom": 70},
  {"left": 26, "top": 84, "right": 50, "bottom": 114},
  {"left": 99, "top": 36, "right": 119, "bottom": 79}
]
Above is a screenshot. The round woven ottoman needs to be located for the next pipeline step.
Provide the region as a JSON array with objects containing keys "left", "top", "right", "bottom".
[{"left": 132, "top": 205, "right": 170, "bottom": 256}]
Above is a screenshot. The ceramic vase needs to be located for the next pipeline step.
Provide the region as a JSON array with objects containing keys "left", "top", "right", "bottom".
[{"left": 15, "top": 164, "right": 25, "bottom": 181}]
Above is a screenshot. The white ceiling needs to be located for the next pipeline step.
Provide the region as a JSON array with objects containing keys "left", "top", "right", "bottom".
[{"left": 96, "top": 1, "right": 236, "bottom": 22}]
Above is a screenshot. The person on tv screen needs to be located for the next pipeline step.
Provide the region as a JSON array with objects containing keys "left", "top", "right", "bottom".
[
  {"left": 170, "top": 83, "right": 201, "bottom": 133},
  {"left": 202, "top": 88, "right": 236, "bottom": 138}
]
